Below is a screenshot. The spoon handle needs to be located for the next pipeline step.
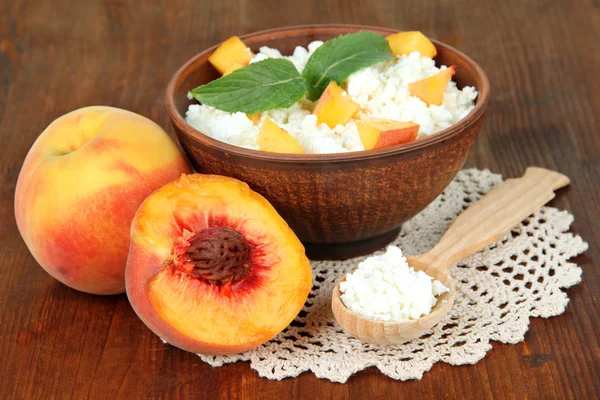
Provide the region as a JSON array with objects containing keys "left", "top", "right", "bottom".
[{"left": 417, "top": 167, "right": 569, "bottom": 272}]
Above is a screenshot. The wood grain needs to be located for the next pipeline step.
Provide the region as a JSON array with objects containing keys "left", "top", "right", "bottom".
[
  {"left": 410, "top": 167, "right": 571, "bottom": 275},
  {"left": 0, "top": 0, "right": 598, "bottom": 399}
]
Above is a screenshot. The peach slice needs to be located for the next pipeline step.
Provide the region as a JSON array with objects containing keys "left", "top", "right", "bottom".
[
  {"left": 125, "top": 174, "right": 312, "bottom": 355},
  {"left": 247, "top": 113, "right": 262, "bottom": 125},
  {"left": 408, "top": 66, "right": 456, "bottom": 106},
  {"left": 356, "top": 118, "right": 420, "bottom": 150},
  {"left": 312, "top": 81, "right": 360, "bottom": 128},
  {"left": 208, "top": 36, "right": 254, "bottom": 75},
  {"left": 223, "top": 62, "right": 245, "bottom": 76},
  {"left": 257, "top": 118, "right": 304, "bottom": 154},
  {"left": 386, "top": 31, "right": 437, "bottom": 58}
]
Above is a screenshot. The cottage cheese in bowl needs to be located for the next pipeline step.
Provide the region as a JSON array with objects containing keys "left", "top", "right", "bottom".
[{"left": 186, "top": 40, "right": 478, "bottom": 154}]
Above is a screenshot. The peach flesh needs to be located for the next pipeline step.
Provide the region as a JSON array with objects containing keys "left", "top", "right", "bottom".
[
  {"left": 145, "top": 223, "right": 297, "bottom": 354},
  {"left": 152, "top": 224, "right": 274, "bottom": 304},
  {"left": 126, "top": 174, "right": 312, "bottom": 355}
]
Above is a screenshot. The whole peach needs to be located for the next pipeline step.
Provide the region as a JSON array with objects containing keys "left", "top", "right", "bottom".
[{"left": 15, "top": 106, "right": 191, "bottom": 294}]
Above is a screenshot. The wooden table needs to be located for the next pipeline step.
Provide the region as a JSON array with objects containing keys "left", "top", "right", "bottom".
[{"left": 1, "top": 0, "right": 598, "bottom": 398}]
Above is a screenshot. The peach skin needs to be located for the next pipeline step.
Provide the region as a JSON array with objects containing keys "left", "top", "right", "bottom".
[
  {"left": 14, "top": 106, "right": 191, "bottom": 295},
  {"left": 356, "top": 118, "right": 420, "bottom": 150}
]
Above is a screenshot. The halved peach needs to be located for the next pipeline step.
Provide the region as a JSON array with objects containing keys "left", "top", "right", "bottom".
[
  {"left": 408, "top": 66, "right": 456, "bottom": 106},
  {"left": 386, "top": 31, "right": 437, "bottom": 58},
  {"left": 356, "top": 118, "right": 420, "bottom": 150},
  {"left": 126, "top": 174, "right": 312, "bottom": 355},
  {"left": 312, "top": 81, "right": 360, "bottom": 128},
  {"left": 208, "top": 36, "right": 254, "bottom": 75},
  {"left": 257, "top": 118, "right": 304, "bottom": 154}
]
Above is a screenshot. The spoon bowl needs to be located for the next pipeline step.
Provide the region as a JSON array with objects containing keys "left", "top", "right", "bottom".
[
  {"left": 332, "top": 262, "right": 456, "bottom": 345},
  {"left": 331, "top": 167, "right": 570, "bottom": 345}
]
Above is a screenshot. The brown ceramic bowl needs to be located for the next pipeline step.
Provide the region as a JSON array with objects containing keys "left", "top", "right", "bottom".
[{"left": 165, "top": 24, "right": 490, "bottom": 260}]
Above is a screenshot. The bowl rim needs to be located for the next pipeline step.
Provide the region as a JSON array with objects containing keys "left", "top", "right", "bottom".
[{"left": 165, "top": 23, "right": 490, "bottom": 164}]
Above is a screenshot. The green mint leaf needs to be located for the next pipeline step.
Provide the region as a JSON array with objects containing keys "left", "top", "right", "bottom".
[
  {"left": 190, "top": 59, "right": 307, "bottom": 114},
  {"left": 302, "top": 32, "right": 395, "bottom": 101}
]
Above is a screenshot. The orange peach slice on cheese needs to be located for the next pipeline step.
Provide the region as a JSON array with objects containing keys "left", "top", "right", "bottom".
[
  {"left": 356, "top": 118, "right": 420, "bottom": 150},
  {"left": 409, "top": 66, "right": 456, "bottom": 106},
  {"left": 223, "top": 61, "right": 245, "bottom": 76},
  {"left": 247, "top": 113, "right": 262, "bottom": 125},
  {"left": 258, "top": 118, "right": 304, "bottom": 154},
  {"left": 312, "top": 81, "right": 360, "bottom": 128},
  {"left": 386, "top": 31, "right": 437, "bottom": 58},
  {"left": 208, "top": 36, "right": 254, "bottom": 75}
]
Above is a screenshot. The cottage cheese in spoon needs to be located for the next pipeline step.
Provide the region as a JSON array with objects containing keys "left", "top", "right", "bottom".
[{"left": 339, "top": 245, "right": 449, "bottom": 322}]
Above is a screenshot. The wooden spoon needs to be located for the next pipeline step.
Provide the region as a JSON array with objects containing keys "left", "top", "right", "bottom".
[{"left": 331, "top": 167, "right": 570, "bottom": 345}]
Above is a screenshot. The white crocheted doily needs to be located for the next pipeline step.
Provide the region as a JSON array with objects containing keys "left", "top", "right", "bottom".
[{"left": 196, "top": 169, "right": 588, "bottom": 383}]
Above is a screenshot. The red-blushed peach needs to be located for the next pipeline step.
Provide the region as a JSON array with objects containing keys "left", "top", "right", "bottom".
[
  {"left": 14, "top": 106, "right": 191, "bottom": 295},
  {"left": 125, "top": 174, "right": 312, "bottom": 355}
]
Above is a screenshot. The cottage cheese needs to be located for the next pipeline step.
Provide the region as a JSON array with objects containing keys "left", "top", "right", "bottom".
[
  {"left": 339, "top": 246, "right": 449, "bottom": 322},
  {"left": 186, "top": 41, "right": 478, "bottom": 154}
]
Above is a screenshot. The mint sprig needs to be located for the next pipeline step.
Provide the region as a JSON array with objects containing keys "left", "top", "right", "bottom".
[
  {"left": 190, "top": 58, "right": 307, "bottom": 114},
  {"left": 191, "top": 32, "right": 395, "bottom": 112},
  {"left": 302, "top": 32, "right": 395, "bottom": 101}
]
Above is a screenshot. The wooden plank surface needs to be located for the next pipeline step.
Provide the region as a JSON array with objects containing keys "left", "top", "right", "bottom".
[{"left": 1, "top": 0, "right": 598, "bottom": 398}]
